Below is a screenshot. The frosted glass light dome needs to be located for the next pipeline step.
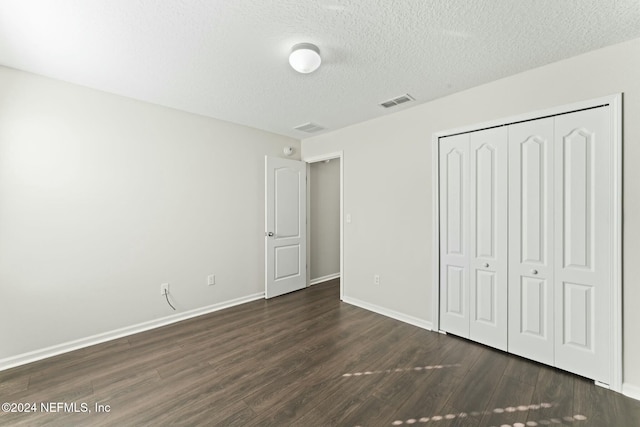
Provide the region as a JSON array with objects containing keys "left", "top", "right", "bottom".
[{"left": 289, "top": 43, "right": 321, "bottom": 74}]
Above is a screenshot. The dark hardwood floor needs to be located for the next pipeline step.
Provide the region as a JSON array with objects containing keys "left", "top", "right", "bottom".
[{"left": 1, "top": 279, "right": 639, "bottom": 426}]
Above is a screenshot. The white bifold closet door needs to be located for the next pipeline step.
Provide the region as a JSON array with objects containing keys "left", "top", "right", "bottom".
[
  {"left": 553, "top": 108, "right": 611, "bottom": 383},
  {"left": 440, "top": 105, "right": 612, "bottom": 385},
  {"left": 508, "top": 108, "right": 611, "bottom": 383},
  {"left": 439, "top": 127, "right": 508, "bottom": 351},
  {"left": 469, "top": 127, "right": 508, "bottom": 351},
  {"left": 439, "top": 133, "right": 470, "bottom": 338},
  {"left": 508, "top": 117, "right": 555, "bottom": 366}
]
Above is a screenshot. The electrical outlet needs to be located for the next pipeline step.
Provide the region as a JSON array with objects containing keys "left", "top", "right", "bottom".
[
  {"left": 161, "top": 283, "right": 169, "bottom": 296},
  {"left": 207, "top": 274, "right": 216, "bottom": 286},
  {"left": 374, "top": 274, "right": 380, "bottom": 285}
]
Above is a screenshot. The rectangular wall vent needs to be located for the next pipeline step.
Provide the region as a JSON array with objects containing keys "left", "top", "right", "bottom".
[
  {"left": 379, "top": 93, "right": 415, "bottom": 109},
  {"left": 294, "top": 122, "right": 325, "bottom": 133}
]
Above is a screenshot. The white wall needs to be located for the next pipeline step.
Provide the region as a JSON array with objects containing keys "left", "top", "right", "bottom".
[
  {"left": 302, "top": 38, "right": 640, "bottom": 392},
  {"left": 309, "top": 159, "right": 340, "bottom": 282},
  {"left": 0, "top": 66, "right": 299, "bottom": 365}
]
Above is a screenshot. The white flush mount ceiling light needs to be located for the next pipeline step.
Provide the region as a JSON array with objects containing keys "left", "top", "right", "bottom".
[{"left": 289, "top": 43, "right": 321, "bottom": 74}]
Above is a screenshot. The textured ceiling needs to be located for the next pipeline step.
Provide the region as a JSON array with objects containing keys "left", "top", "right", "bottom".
[{"left": 0, "top": 0, "right": 639, "bottom": 138}]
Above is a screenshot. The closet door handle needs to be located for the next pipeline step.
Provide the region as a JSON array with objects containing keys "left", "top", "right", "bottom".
[
  {"left": 483, "top": 263, "right": 489, "bottom": 268},
  {"left": 531, "top": 269, "right": 538, "bottom": 275}
]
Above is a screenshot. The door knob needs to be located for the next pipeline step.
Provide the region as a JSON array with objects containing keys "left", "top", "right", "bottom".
[
  {"left": 483, "top": 263, "right": 489, "bottom": 268},
  {"left": 266, "top": 232, "right": 274, "bottom": 237},
  {"left": 531, "top": 269, "right": 538, "bottom": 275}
]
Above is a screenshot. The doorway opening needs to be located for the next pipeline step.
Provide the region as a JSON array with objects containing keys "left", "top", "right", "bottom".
[{"left": 304, "top": 152, "right": 344, "bottom": 299}]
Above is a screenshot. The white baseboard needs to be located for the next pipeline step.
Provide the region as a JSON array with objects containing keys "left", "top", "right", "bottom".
[
  {"left": 342, "top": 296, "right": 433, "bottom": 331},
  {"left": 0, "top": 292, "right": 264, "bottom": 372},
  {"left": 310, "top": 273, "right": 340, "bottom": 286},
  {"left": 623, "top": 383, "right": 640, "bottom": 401}
]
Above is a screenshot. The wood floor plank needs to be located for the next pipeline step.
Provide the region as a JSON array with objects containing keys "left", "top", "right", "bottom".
[
  {"left": 573, "top": 376, "right": 640, "bottom": 426},
  {"left": 0, "top": 379, "right": 95, "bottom": 426},
  {"left": 1, "top": 279, "right": 638, "bottom": 426},
  {"left": 371, "top": 337, "right": 485, "bottom": 426},
  {"left": 291, "top": 326, "right": 428, "bottom": 426},
  {"left": 240, "top": 312, "right": 385, "bottom": 414},
  {"left": 528, "top": 364, "right": 576, "bottom": 423},
  {"left": 446, "top": 345, "right": 511, "bottom": 411},
  {"left": 243, "top": 319, "right": 417, "bottom": 425},
  {"left": 367, "top": 330, "right": 453, "bottom": 404},
  {"left": 336, "top": 395, "right": 397, "bottom": 427},
  {"left": 26, "top": 338, "right": 168, "bottom": 393},
  {"left": 0, "top": 373, "right": 29, "bottom": 395},
  {"left": 501, "top": 354, "right": 542, "bottom": 387},
  {"left": 476, "top": 375, "right": 535, "bottom": 427}
]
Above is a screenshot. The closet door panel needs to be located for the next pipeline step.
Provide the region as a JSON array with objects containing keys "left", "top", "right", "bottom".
[
  {"left": 469, "top": 127, "right": 508, "bottom": 350},
  {"left": 520, "top": 276, "right": 547, "bottom": 336},
  {"left": 554, "top": 107, "right": 611, "bottom": 384},
  {"left": 508, "top": 117, "right": 555, "bottom": 365},
  {"left": 439, "top": 133, "right": 470, "bottom": 337}
]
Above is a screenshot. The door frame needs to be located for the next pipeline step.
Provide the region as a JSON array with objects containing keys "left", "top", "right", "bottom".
[
  {"left": 431, "top": 94, "right": 622, "bottom": 392},
  {"left": 303, "top": 151, "right": 345, "bottom": 300}
]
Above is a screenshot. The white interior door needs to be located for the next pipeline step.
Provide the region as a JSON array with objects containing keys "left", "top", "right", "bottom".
[
  {"left": 469, "top": 127, "right": 508, "bottom": 351},
  {"left": 508, "top": 117, "right": 555, "bottom": 366},
  {"left": 553, "top": 107, "right": 611, "bottom": 384},
  {"left": 265, "top": 156, "right": 307, "bottom": 299},
  {"left": 439, "top": 133, "right": 470, "bottom": 338}
]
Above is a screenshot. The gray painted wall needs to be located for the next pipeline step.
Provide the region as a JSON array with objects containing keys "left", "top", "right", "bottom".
[{"left": 0, "top": 66, "right": 299, "bottom": 365}]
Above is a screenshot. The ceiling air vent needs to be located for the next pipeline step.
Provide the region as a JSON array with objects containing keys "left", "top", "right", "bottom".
[
  {"left": 379, "top": 93, "right": 415, "bottom": 109},
  {"left": 294, "top": 122, "right": 325, "bottom": 133}
]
